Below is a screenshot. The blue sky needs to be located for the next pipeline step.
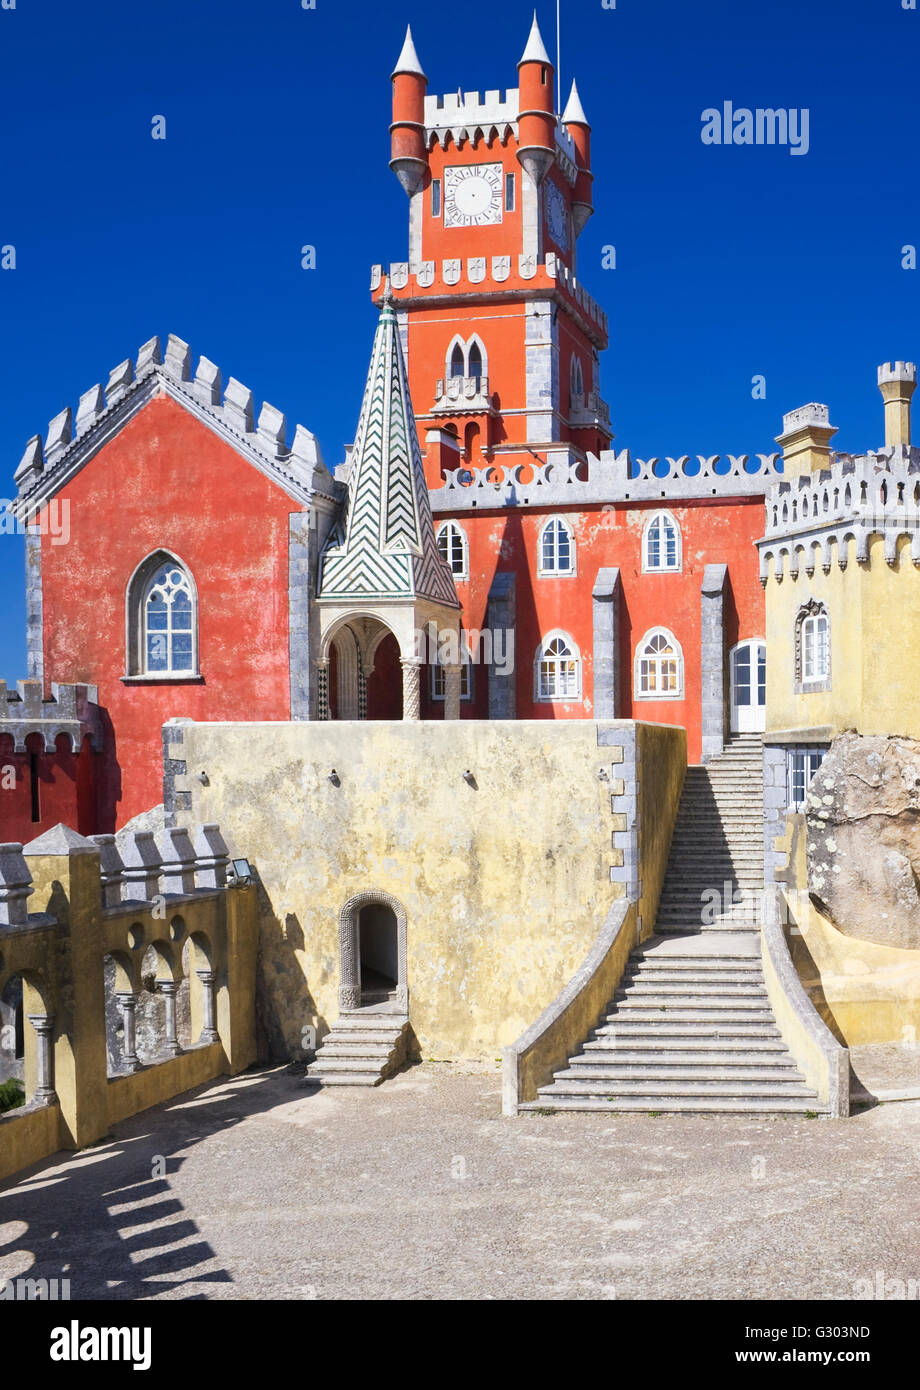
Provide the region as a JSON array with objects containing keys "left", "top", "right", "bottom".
[{"left": 0, "top": 0, "right": 917, "bottom": 679}]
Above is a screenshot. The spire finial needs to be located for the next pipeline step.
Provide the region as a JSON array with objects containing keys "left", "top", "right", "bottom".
[
  {"left": 392, "top": 24, "right": 426, "bottom": 79},
  {"left": 519, "top": 10, "right": 552, "bottom": 67},
  {"left": 380, "top": 274, "right": 394, "bottom": 309},
  {"left": 561, "top": 79, "right": 589, "bottom": 127}
]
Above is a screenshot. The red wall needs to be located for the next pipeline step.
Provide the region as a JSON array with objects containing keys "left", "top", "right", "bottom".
[
  {"left": 0, "top": 734, "right": 96, "bottom": 842},
  {"left": 440, "top": 494, "right": 765, "bottom": 762},
  {"left": 38, "top": 394, "right": 300, "bottom": 829}
]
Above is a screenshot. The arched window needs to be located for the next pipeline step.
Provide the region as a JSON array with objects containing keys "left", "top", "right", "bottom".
[
  {"left": 436, "top": 521, "right": 469, "bottom": 579},
  {"left": 468, "top": 341, "right": 483, "bottom": 384},
  {"left": 431, "top": 639, "right": 473, "bottom": 702},
  {"left": 535, "top": 632, "right": 581, "bottom": 702},
  {"left": 538, "top": 516, "right": 576, "bottom": 576},
  {"left": 570, "top": 355, "right": 584, "bottom": 400},
  {"left": 643, "top": 511, "right": 681, "bottom": 572},
  {"left": 444, "top": 335, "right": 488, "bottom": 384},
  {"left": 635, "top": 628, "right": 684, "bottom": 700},
  {"left": 127, "top": 552, "right": 198, "bottom": 678},
  {"left": 795, "top": 601, "right": 830, "bottom": 691},
  {"left": 450, "top": 343, "right": 465, "bottom": 379}
]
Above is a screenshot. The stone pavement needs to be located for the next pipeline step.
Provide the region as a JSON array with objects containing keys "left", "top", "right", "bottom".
[{"left": 1, "top": 1062, "right": 919, "bottom": 1301}]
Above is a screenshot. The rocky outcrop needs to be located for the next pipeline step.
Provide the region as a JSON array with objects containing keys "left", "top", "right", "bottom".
[{"left": 806, "top": 733, "right": 920, "bottom": 949}]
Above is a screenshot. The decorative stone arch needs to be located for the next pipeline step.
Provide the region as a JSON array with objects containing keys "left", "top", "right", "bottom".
[
  {"left": 338, "top": 890, "right": 408, "bottom": 1012},
  {"left": 125, "top": 548, "right": 199, "bottom": 678}
]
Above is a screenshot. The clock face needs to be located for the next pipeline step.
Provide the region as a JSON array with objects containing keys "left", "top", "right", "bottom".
[
  {"left": 544, "top": 180, "right": 570, "bottom": 251},
  {"left": 443, "top": 163, "right": 503, "bottom": 227}
]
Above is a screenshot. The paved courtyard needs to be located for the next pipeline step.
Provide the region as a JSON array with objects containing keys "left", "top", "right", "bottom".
[{"left": 2, "top": 1062, "right": 919, "bottom": 1301}]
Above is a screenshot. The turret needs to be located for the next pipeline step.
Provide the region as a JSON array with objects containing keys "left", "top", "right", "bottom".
[
  {"left": 390, "top": 25, "right": 429, "bottom": 197},
  {"left": 877, "top": 361, "right": 916, "bottom": 449},
  {"left": 562, "top": 80, "right": 593, "bottom": 236},
  {"left": 516, "top": 12, "right": 555, "bottom": 188}
]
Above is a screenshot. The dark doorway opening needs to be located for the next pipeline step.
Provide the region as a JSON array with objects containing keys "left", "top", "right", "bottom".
[{"left": 359, "top": 902, "right": 399, "bottom": 1004}]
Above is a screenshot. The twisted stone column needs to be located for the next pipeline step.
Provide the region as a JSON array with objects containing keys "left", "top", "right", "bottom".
[
  {"left": 317, "top": 658, "right": 330, "bottom": 721},
  {"left": 115, "top": 993, "right": 142, "bottom": 1073},
  {"left": 401, "top": 659, "right": 422, "bottom": 721},
  {"left": 196, "top": 970, "right": 219, "bottom": 1044},
  {"left": 27, "top": 1013, "right": 56, "bottom": 1103},
  {"left": 158, "top": 980, "right": 182, "bottom": 1058}
]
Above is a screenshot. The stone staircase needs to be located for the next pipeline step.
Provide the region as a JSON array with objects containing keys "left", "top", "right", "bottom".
[
  {"left": 305, "top": 1008, "right": 410, "bottom": 1088},
  {"left": 521, "top": 736, "right": 828, "bottom": 1116},
  {"left": 657, "top": 733, "right": 765, "bottom": 934}
]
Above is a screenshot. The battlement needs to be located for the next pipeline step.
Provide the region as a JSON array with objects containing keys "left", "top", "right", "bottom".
[
  {"left": 780, "top": 402, "right": 833, "bottom": 435},
  {"left": 425, "top": 87, "right": 519, "bottom": 143},
  {"left": 429, "top": 447, "right": 783, "bottom": 513},
  {"left": 758, "top": 446, "right": 920, "bottom": 579},
  {"left": 12, "top": 334, "right": 338, "bottom": 515},
  {"left": 0, "top": 680, "right": 101, "bottom": 753},
  {"left": 878, "top": 361, "right": 917, "bottom": 385},
  {"left": 371, "top": 254, "right": 608, "bottom": 341}
]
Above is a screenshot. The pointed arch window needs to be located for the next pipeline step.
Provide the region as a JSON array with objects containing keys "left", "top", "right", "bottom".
[
  {"left": 643, "top": 511, "right": 681, "bottom": 572},
  {"left": 468, "top": 341, "right": 483, "bottom": 385},
  {"left": 449, "top": 343, "right": 466, "bottom": 379},
  {"left": 570, "top": 355, "right": 585, "bottom": 401},
  {"left": 535, "top": 632, "right": 581, "bottom": 702},
  {"left": 635, "top": 628, "right": 684, "bottom": 700},
  {"left": 126, "top": 552, "right": 199, "bottom": 679},
  {"left": 538, "top": 516, "right": 576, "bottom": 576},
  {"left": 436, "top": 520, "right": 469, "bottom": 579}
]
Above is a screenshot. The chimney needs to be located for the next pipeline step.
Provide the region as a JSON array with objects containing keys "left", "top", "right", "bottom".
[
  {"left": 877, "top": 361, "right": 916, "bottom": 449},
  {"left": 776, "top": 403, "right": 837, "bottom": 479}
]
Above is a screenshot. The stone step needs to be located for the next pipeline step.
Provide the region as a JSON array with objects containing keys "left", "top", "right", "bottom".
[
  {"left": 537, "top": 1078, "right": 816, "bottom": 1099},
  {"left": 593, "top": 1022, "right": 782, "bottom": 1039},
  {"left": 624, "top": 970, "right": 765, "bottom": 986},
  {"left": 520, "top": 1096, "right": 824, "bottom": 1115},
  {"left": 305, "top": 1070, "right": 384, "bottom": 1087},
  {"left": 557, "top": 1064, "right": 804, "bottom": 1083},
  {"left": 580, "top": 1041, "right": 790, "bottom": 1059},
  {"left": 607, "top": 1007, "right": 773, "bottom": 1023},
  {"left": 318, "top": 1041, "right": 395, "bottom": 1058},
  {"left": 616, "top": 980, "right": 768, "bottom": 998}
]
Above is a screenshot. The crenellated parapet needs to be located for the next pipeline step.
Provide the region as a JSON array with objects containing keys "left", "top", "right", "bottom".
[
  {"left": 0, "top": 679, "right": 101, "bottom": 754},
  {"left": 88, "top": 823, "right": 231, "bottom": 909},
  {"left": 371, "top": 255, "right": 609, "bottom": 345},
  {"left": 11, "top": 333, "right": 339, "bottom": 518},
  {"left": 429, "top": 446, "right": 783, "bottom": 513},
  {"left": 757, "top": 447, "right": 920, "bottom": 582}
]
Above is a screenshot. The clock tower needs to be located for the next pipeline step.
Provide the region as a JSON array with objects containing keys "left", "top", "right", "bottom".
[{"left": 376, "top": 15, "right": 612, "bottom": 486}]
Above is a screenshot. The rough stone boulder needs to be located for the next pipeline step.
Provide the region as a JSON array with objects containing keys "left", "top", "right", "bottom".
[{"left": 806, "top": 732, "right": 920, "bottom": 949}]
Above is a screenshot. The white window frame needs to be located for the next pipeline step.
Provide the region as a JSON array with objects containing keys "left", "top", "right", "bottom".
[
  {"left": 634, "top": 627, "right": 684, "bottom": 701},
  {"left": 534, "top": 631, "right": 582, "bottom": 703},
  {"left": 801, "top": 614, "right": 829, "bottom": 684},
  {"left": 436, "top": 520, "right": 469, "bottom": 580},
  {"left": 431, "top": 647, "right": 473, "bottom": 702},
  {"left": 124, "top": 550, "right": 200, "bottom": 681},
  {"left": 642, "top": 510, "right": 682, "bottom": 573},
  {"left": 444, "top": 333, "right": 488, "bottom": 383},
  {"left": 786, "top": 746, "right": 827, "bottom": 812},
  {"left": 537, "top": 515, "right": 577, "bottom": 577}
]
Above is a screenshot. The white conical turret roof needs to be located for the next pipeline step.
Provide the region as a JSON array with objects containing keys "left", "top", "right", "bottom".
[
  {"left": 519, "top": 11, "right": 552, "bottom": 66},
  {"left": 562, "top": 79, "right": 589, "bottom": 126},
  {"left": 392, "top": 24, "right": 426, "bottom": 79}
]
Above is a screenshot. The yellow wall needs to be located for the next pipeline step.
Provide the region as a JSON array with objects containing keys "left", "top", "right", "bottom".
[
  {"left": 174, "top": 719, "right": 686, "bottom": 1060},
  {"left": 766, "top": 535, "right": 920, "bottom": 739}
]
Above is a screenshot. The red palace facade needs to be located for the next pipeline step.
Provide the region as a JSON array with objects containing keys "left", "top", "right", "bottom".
[{"left": 2, "top": 17, "right": 776, "bottom": 839}]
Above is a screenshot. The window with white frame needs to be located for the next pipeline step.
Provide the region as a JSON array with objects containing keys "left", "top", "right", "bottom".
[
  {"left": 642, "top": 510, "right": 681, "bottom": 572},
  {"left": 538, "top": 516, "right": 576, "bottom": 576},
  {"left": 635, "top": 628, "right": 684, "bottom": 699},
  {"left": 449, "top": 342, "right": 465, "bottom": 378},
  {"left": 795, "top": 601, "right": 831, "bottom": 691},
  {"left": 786, "top": 746, "right": 827, "bottom": 812},
  {"left": 535, "top": 632, "right": 581, "bottom": 701},
  {"left": 436, "top": 520, "right": 469, "bottom": 579},
  {"left": 431, "top": 648, "right": 473, "bottom": 701},
  {"left": 128, "top": 553, "right": 198, "bottom": 677},
  {"left": 445, "top": 335, "right": 488, "bottom": 384}
]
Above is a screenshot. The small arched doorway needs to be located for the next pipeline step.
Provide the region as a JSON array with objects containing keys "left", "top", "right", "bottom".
[{"left": 339, "top": 891, "right": 408, "bottom": 1012}]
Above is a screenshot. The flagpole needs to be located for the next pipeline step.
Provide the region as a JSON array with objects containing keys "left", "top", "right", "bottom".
[{"left": 556, "top": 0, "right": 561, "bottom": 113}]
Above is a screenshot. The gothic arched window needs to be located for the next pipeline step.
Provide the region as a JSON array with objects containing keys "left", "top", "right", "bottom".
[
  {"left": 538, "top": 516, "right": 576, "bottom": 576},
  {"left": 436, "top": 521, "right": 469, "bottom": 579},
  {"left": 127, "top": 552, "right": 198, "bottom": 678},
  {"left": 643, "top": 511, "right": 682, "bottom": 572},
  {"left": 535, "top": 632, "right": 582, "bottom": 702},
  {"left": 635, "top": 628, "right": 684, "bottom": 700}
]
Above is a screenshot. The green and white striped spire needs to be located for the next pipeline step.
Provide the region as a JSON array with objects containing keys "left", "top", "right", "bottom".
[{"left": 319, "top": 285, "right": 459, "bottom": 607}]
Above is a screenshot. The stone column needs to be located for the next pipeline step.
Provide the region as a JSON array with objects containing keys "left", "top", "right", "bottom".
[
  {"left": 115, "top": 992, "right": 142, "bottom": 1073},
  {"left": 316, "top": 658, "right": 330, "bottom": 721},
  {"left": 357, "top": 666, "right": 368, "bottom": 720},
  {"left": 196, "top": 970, "right": 219, "bottom": 1044},
  {"left": 700, "top": 564, "right": 729, "bottom": 763},
  {"left": 592, "top": 567, "right": 621, "bottom": 720},
  {"left": 401, "top": 659, "right": 422, "bottom": 721},
  {"left": 444, "top": 664, "right": 462, "bottom": 721},
  {"left": 27, "top": 1013, "right": 56, "bottom": 1103},
  {"left": 158, "top": 981, "right": 182, "bottom": 1058}
]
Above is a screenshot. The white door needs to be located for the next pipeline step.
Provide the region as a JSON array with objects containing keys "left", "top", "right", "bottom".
[{"left": 730, "top": 640, "right": 766, "bottom": 733}]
